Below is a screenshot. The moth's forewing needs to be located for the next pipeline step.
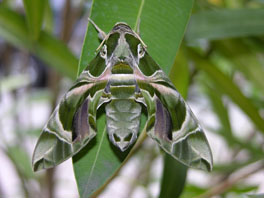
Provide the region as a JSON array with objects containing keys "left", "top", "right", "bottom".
[
  {"left": 85, "top": 53, "right": 107, "bottom": 77},
  {"left": 32, "top": 57, "right": 109, "bottom": 172},
  {"left": 136, "top": 53, "right": 213, "bottom": 171}
]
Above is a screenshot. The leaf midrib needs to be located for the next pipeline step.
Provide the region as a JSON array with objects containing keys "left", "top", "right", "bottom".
[
  {"left": 133, "top": 0, "right": 145, "bottom": 31},
  {"left": 82, "top": 127, "right": 107, "bottom": 197}
]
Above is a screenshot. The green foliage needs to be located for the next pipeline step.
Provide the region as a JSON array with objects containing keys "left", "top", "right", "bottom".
[
  {"left": 1, "top": 0, "right": 264, "bottom": 198},
  {"left": 159, "top": 155, "right": 187, "bottom": 198},
  {"left": 246, "top": 194, "right": 264, "bottom": 198},
  {"left": 73, "top": 115, "right": 131, "bottom": 197},
  {"left": 186, "top": 8, "right": 264, "bottom": 42},
  {"left": 6, "top": 146, "right": 36, "bottom": 180},
  {"left": 212, "top": 39, "right": 264, "bottom": 93},
  {"left": 22, "top": 0, "right": 47, "bottom": 40},
  {"left": 188, "top": 49, "right": 264, "bottom": 133},
  {"left": 0, "top": 5, "right": 78, "bottom": 79}
]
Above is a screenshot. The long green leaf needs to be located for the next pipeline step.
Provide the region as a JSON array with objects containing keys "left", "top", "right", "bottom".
[
  {"left": 186, "top": 8, "right": 264, "bottom": 42},
  {"left": 0, "top": 6, "right": 78, "bottom": 79},
  {"left": 43, "top": 0, "right": 54, "bottom": 33},
  {"left": 213, "top": 157, "right": 261, "bottom": 174},
  {"left": 203, "top": 83, "right": 234, "bottom": 144},
  {"left": 188, "top": 49, "right": 264, "bottom": 133},
  {"left": 23, "top": 0, "right": 47, "bottom": 40},
  {"left": 35, "top": 31, "right": 78, "bottom": 79},
  {"left": 246, "top": 194, "right": 264, "bottom": 198},
  {"left": 169, "top": 47, "right": 190, "bottom": 99},
  {"left": 159, "top": 154, "right": 188, "bottom": 198},
  {"left": 0, "top": 6, "right": 30, "bottom": 48},
  {"left": 203, "top": 73, "right": 264, "bottom": 156},
  {"left": 159, "top": 46, "right": 191, "bottom": 198},
  {"left": 74, "top": 0, "right": 194, "bottom": 197},
  {"left": 6, "top": 146, "right": 36, "bottom": 179},
  {"left": 73, "top": 114, "right": 130, "bottom": 197},
  {"left": 213, "top": 39, "right": 264, "bottom": 93}
]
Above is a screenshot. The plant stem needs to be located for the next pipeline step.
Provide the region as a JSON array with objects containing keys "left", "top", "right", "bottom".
[{"left": 194, "top": 160, "right": 264, "bottom": 198}]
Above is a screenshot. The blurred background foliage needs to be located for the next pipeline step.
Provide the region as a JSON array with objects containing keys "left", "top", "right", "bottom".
[{"left": 0, "top": 0, "right": 264, "bottom": 198}]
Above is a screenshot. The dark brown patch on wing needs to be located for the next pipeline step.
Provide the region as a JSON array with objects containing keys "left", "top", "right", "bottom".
[
  {"left": 154, "top": 98, "right": 172, "bottom": 141},
  {"left": 72, "top": 99, "right": 90, "bottom": 142}
]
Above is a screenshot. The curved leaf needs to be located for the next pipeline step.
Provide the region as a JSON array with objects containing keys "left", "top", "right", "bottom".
[
  {"left": 188, "top": 49, "right": 264, "bottom": 133},
  {"left": 246, "top": 194, "right": 264, "bottom": 198},
  {"left": 159, "top": 155, "right": 187, "bottom": 198},
  {"left": 23, "top": 0, "right": 47, "bottom": 40},
  {"left": 0, "top": 6, "right": 78, "bottom": 79},
  {"left": 186, "top": 8, "right": 264, "bottom": 42},
  {"left": 213, "top": 39, "right": 264, "bottom": 93},
  {"left": 73, "top": 114, "right": 132, "bottom": 197}
]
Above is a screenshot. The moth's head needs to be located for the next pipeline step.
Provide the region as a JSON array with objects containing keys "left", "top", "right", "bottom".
[{"left": 98, "top": 23, "right": 147, "bottom": 71}]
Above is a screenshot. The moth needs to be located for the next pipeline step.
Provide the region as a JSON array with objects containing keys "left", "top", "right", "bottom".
[{"left": 32, "top": 20, "right": 213, "bottom": 172}]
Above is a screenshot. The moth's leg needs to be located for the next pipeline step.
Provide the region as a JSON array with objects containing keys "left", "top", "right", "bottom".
[
  {"left": 104, "top": 80, "right": 111, "bottom": 93},
  {"left": 88, "top": 18, "right": 107, "bottom": 41}
]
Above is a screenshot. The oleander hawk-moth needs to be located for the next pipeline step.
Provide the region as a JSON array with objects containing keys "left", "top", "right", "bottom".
[{"left": 32, "top": 20, "right": 213, "bottom": 172}]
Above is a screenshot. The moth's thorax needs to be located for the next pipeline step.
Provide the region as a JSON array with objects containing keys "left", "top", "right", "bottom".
[
  {"left": 111, "top": 33, "right": 133, "bottom": 65},
  {"left": 101, "top": 23, "right": 144, "bottom": 74},
  {"left": 111, "top": 63, "right": 133, "bottom": 74}
]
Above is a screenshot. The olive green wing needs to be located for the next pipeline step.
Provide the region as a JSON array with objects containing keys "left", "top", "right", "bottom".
[
  {"left": 137, "top": 54, "right": 213, "bottom": 171},
  {"left": 32, "top": 62, "right": 109, "bottom": 172}
]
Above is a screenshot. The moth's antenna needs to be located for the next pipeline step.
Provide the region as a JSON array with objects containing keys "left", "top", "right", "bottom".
[
  {"left": 96, "top": 36, "right": 108, "bottom": 52},
  {"left": 88, "top": 18, "right": 107, "bottom": 41},
  {"left": 134, "top": 19, "right": 147, "bottom": 49}
]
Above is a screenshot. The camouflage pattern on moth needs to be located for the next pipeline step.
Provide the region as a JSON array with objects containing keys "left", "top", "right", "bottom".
[{"left": 32, "top": 20, "right": 213, "bottom": 172}]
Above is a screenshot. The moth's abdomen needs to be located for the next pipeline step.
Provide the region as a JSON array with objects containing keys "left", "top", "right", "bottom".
[{"left": 106, "top": 99, "right": 141, "bottom": 151}]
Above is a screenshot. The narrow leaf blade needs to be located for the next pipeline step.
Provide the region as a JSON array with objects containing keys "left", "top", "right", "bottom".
[
  {"left": 0, "top": 6, "right": 78, "bottom": 79},
  {"left": 159, "top": 155, "right": 187, "bottom": 198},
  {"left": 189, "top": 49, "right": 264, "bottom": 133},
  {"left": 22, "top": 0, "right": 47, "bottom": 40},
  {"left": 74, "top": 0, "right": 195, "bottom": 196},
  {"left": 186, "top": 8, "right": 264, "bottom": 42},
  {"left": 73, "top": 115, "right": 129, "bottom": 197}
]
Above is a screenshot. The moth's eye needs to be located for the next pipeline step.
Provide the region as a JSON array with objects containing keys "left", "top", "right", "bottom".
[
  {"left": 100, "top": 44, "right": 107, "bottom": 59},
  {"left": 137, "top": 43, "right": 145, "bottom": 58}
]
